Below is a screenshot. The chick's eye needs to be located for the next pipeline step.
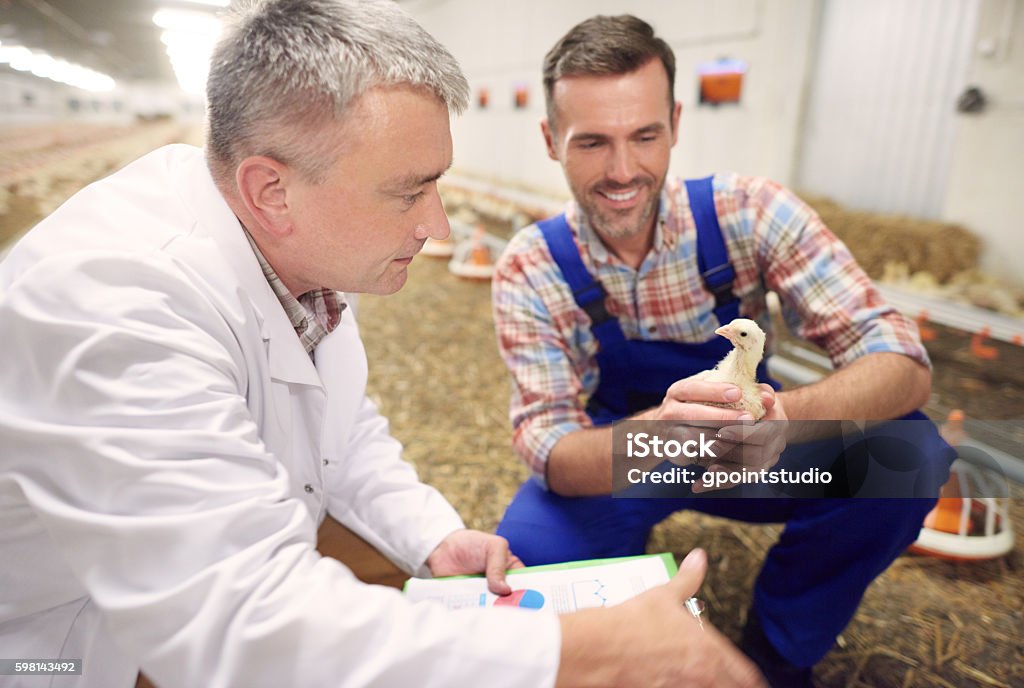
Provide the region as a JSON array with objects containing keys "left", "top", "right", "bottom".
[{"left": 740, "top": 331, "right": 748, "bottom": 337}]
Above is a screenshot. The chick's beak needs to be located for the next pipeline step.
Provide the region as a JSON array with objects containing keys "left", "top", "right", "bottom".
[{"left": 715, "top": 324, "right": 736, "bottom": 345}]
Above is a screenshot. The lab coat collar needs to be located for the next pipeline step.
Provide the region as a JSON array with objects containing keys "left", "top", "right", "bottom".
[{"left": 172, "top": 145, "right": 322, "bottom": 388}]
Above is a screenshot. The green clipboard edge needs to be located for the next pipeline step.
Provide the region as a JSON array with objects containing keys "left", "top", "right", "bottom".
[{"left": 402, "top": 552, "right": 678, "bottom": 592}]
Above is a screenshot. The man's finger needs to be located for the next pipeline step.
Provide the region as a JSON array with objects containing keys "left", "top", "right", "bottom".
[
  {"left": 718, "top": 423, "right": 778, "bottom": 445},
  {"left": 716, "top": 424, "right": 754, "bottom": 443},
  {"left": 668, "top": 549, "right": 768, "bottom": 688},
  {"left": 665, "top": 548, "right": 707, "bottom": 600},
  {"left": 485, "top": 538, "right": 512, "bottom": 596},
  {"left": 661, "top": 401, "right": 746, "bottom": 424},
  {"left": 666, "top": 379, "right": 741, "bottom": 403}
]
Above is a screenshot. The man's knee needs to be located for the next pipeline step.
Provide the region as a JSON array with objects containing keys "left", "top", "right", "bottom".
[
  {"left": 497, "top": 482, "right": 654, "bottom": 565},
  {"left": 789, "top": 497, "right": 937, "bottom": 551}
]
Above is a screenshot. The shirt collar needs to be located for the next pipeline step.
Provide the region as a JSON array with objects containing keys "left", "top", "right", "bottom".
[{"left": 242, "top": 229, "right": 346, "bottom": 354}]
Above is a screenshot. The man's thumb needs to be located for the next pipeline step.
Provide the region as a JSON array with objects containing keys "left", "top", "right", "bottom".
[{"left": 668, "top": 548, "right": 707, "bottom": 599}]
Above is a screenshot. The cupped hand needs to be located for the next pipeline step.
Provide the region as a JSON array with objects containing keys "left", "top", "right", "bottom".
[{"left": 694, "top": 388, "right": 789, "bottom": 493}]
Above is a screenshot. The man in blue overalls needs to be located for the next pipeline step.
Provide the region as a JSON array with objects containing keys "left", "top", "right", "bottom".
[{"left": 491, "top": 15, "right": 953, "bottom": 688}]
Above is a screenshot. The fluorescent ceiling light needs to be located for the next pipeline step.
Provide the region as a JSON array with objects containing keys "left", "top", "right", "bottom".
[
  {"left": 154, "top": 7, "right": 223, "bottom": 95},
  {"left": 0, "top": 45, "right": 33, "bottom": 69},
  {"left": 0, "top": 44, "right": 115, "bottom": 92},
  {"left": 153, "top": 8, "right": 221, "bottom": 31}
]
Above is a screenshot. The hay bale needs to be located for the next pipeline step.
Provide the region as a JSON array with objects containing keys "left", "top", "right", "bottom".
[{"left": 804, "top": 196, "right": 981, "bottom": 284}]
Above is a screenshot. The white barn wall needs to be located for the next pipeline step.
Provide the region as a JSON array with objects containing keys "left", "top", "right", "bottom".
[
  {"left": 795, "top": 0, "right": 980, "bottom": 220},
  {"left": 402, "top": 0, "right": 819, "bottom": 199},
  {"left": 0, "top": 72, "right": 203, "bottom": 126},
  {"left": 407, "top": 0, "right": 1021, "bottom": 285},
  {"left": 0, "top": 73, "right": 72, "bottom": 125},
  {"left": 942, "top": 0, "right": 1024, "bottom": 283}
]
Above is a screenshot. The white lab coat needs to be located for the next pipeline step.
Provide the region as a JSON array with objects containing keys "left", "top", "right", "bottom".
[{"left": 0, "top": 145, "right": 559, "bottom": 688}]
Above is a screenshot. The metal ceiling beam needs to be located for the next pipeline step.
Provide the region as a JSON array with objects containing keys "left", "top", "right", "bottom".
[{"left": 16, "top": 0, "right": 136, "bottom": 75}]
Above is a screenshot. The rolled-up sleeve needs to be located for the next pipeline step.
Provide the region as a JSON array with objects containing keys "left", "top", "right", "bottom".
[
  {"left": 746, "top": 178, "right": 930, "bottom": 369},
  {"left": 492, "top": 232, "right": 594, "bottom": 486}
]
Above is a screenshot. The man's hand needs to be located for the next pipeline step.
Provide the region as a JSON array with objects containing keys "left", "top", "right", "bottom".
[
  {"left": 645, "top": 379, "right": 771, "bottom": 424},
  {"left": 546, "top": 380, "right": 786, "bottom": 497},
  {"left": 641, "top": 380, "right": 789, "bottom": 493},
  {"left": 426, "top": 529, "right": 523, "bottom": 595},
  {"left": 557, "top": 549, "right": 767, "bottom": 687},
  {"left": 695, "top": 387, "right": 789, "bottom": 493}
]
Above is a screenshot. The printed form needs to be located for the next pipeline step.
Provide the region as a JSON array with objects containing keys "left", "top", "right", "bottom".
[{"left": 403, "top": 553, "right": 676, "bottom": 613}]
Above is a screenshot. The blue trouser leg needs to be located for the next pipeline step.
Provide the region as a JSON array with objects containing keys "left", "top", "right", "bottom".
[
  {"left": 747, "top": 497, "right": 937, "bottom": 666},
  {"left": 496, "top": 480, "right": 688, "bottom": 564},
  {"left": 497, "top": 487, "right": 937, "bottom": 666}
]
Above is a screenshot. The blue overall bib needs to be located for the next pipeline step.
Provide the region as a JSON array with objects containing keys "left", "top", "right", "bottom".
[{"left": 496, "top": 177, "right": 952, "bottom": 667}]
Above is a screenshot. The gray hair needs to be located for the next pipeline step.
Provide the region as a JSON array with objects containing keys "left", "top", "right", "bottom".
[{"left": 206, "top": 0, "right": 468, "bottom": 184}]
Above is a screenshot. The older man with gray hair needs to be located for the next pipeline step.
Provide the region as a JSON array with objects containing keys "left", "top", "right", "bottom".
[{"left": 0, "top": 1, "right": 764, "bottom": 687}]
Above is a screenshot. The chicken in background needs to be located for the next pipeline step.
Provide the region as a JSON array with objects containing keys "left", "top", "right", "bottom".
[{"left": 693, "top": 318, "right": 768, "bottom": 420}]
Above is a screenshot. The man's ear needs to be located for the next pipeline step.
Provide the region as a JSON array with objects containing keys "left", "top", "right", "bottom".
[
  {"left": 670, "top": 101, "right": 682, "bottom": 146},
  {"left": 540, "top": 118, "right": 560, "bottom": 161},
  {"left": 235, "top": 156, "right": 293, "bottom": 238}
]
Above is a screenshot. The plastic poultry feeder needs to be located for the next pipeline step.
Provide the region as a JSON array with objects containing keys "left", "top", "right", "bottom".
[
  {"left": 909, "top": 459, "right": 1015, "bottom": 561},
  {"left": 448, "top": 227, "right": 506, "bottom": 281},
  {"left": 909, "top": 411, "right": 1015, "bottom": 561},
  {"left": 421, "top": 237, "right": 455, "bottom": 258}
]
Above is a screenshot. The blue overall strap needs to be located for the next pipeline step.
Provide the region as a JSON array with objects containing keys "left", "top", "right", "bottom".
[
  {"left": 685, "top": 176, "right": 740, "bottom": 324},
  {"left": 537, "top": 214, "right": 626, "bottom": 348}
]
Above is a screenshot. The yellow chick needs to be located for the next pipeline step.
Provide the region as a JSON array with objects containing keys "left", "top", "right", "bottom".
[{"left": 693, "top": 318, "right": 767, "bottom": 420}]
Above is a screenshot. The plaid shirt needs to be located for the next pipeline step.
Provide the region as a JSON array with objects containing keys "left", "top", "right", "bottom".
[
  {"left": 492, "top": 173, "right": 930, "bottom": 482},
  {"left": 244, "top": 231, "right": 345, "bottom": 355}
]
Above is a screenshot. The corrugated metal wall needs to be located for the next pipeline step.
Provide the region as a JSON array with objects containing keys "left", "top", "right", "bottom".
[{"left": 796, "top": 0, "right": 980, "bottom": 218}]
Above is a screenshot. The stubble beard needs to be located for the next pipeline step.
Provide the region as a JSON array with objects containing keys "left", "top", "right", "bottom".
[{"left": 574, "top": 177, "right": 662, "bottom": 242}]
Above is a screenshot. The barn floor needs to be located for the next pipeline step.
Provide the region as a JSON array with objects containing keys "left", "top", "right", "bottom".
[{"left": 357, "top": 255, "right": 1023, "bottom": 688}]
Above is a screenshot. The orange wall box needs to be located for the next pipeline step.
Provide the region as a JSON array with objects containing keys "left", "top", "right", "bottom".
[{"left": 697, "top": 58, "right": 748, "bottom": 105}]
